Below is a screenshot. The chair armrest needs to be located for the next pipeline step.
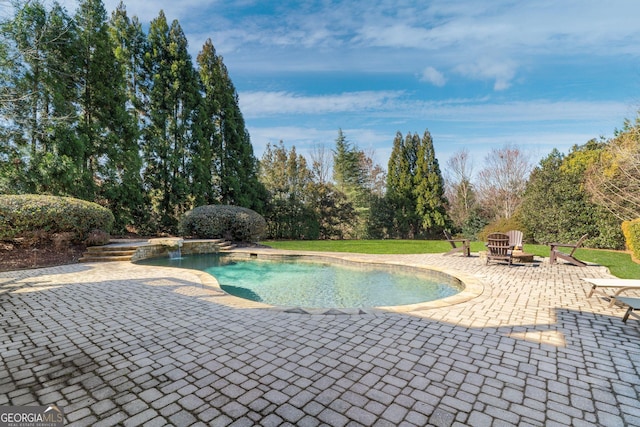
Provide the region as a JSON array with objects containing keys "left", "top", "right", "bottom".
[{"left": 549, "top": 243, "right": 577, "bottom": 250}]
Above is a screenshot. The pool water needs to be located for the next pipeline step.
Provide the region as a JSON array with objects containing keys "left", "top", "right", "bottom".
[{"left": 136, "top": 253, "right": 463, "bottom": 309}]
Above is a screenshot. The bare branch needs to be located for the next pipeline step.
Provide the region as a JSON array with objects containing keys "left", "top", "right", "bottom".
[{"left": 476, "top": 145, "right": 532, "bottom": 220}]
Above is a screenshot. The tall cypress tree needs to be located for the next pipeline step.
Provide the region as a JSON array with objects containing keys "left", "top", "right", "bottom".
[
  {"left": 193, "top": 39, "right": 219, "bottom": 205},
  {"left": 332, "top": 129, "right": 373, "bottom": 237},
  {"left": 386, "top": 132, "right": 421, "bottom": 237},
  {"left": 142, "top": 11, "right": 200, "bottom": 231},
  {"left": 109, "top": 1, "right": 146, "bottom": 122},
  {"left": 333, "top": 129, "right": 358, "bottom": 193},
  {"left": 414, "top": 130, "right": 448, "bottom": 234},
  {"left": 1, "top": 1, "right": 79, "bottom": 195},
  {"left": 196, "top": 38, "right": 265, "bottom": 211},
  {"left": 218, "top": 62, "right": 263, "bottom": 210},
  {"left": 167, "top": 19, "right": 200, "bottom": 215},
  {"left": 102, "top": 1, "right": 148, "bottom": 231},
  {"left": 75, "top": 0, "right": 144, "bottom": 233},
  {"left": 76, "top": 0, "right": 115, "bottom": 198}
]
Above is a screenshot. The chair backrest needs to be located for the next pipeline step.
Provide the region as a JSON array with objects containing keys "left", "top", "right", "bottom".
[
  {"left": 569, "top": 234, "right": 589, "bottom": 256},
  {"left": 487, "top": 232, "right": 511, "bottom": 256},
  {"left": 443, "top": 230, "right": 456, "bottom": 248},
  {"left": 506, "top": 230, "right": 523, "bottom": 250}
]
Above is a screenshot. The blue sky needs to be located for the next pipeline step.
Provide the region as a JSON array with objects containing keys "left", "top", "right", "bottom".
[{"left": 63, "top": 0, "right": 640, "bottom": 172}]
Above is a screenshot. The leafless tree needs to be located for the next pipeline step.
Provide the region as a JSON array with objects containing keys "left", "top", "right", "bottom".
[
  {"left": 310, "top": 143, "right": 332, "bottom": 185},
  {"left": 445, "top": 148, "right": 475, "bottom": 227},
  {"left": 476, "top": 145, "right": 532, "bottom": 220},
  {"left": 585, "top": 123, "right": 640, "bottom": 220},
  {"left": 360, "top": 147, "right": 386, "bottom": 196}
]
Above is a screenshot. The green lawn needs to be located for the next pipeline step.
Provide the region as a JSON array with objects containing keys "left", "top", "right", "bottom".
[{"left": 262, "top": 239, "right": 640, "bottom": 279}]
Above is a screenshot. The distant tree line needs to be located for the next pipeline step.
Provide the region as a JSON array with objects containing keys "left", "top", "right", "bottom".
[
  {"left": 0, "top": 0, "right": 265, "bottom": 234},
  {"left": 258, "top": 129, "right": 450, "bottom": 240}
]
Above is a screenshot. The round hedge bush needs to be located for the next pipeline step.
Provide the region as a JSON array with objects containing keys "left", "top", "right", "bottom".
[
  {"left": 0, "top": 194, "right": 114, "bottom": 242},
  {"left": 179, "top": 205, "right": 266, "bottom": 242}
]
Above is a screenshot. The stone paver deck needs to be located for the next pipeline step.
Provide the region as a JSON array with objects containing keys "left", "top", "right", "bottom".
[{"left": 1, "top": 248, "right": 639, "bottom": 426}]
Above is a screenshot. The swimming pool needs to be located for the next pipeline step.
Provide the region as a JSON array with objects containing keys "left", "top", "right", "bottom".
[{"left": 136, "top": 253, "right": 464, "bottom": 309}]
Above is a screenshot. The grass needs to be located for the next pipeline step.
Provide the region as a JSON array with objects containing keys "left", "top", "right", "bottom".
[{"left": 263, "top": 239, "right": 640, "bottom": 279}]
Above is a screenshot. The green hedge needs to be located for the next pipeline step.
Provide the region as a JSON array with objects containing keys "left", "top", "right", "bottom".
[
  {"left": 0, "top": 194, "right": 114, "bottom": 242},
  {"left": 179, "top": 205, "right": 266, "bottom": 242}
]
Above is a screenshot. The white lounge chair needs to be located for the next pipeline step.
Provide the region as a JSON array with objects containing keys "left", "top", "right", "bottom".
[
  {"left": 615, "top": 297, "right": 640, "bottom": 323},
  {"left": 582, "top": 278, "right": 640, "bottom": 306},
  {"left": 583, "top": 278, "right": 640, "bottom": 323}
]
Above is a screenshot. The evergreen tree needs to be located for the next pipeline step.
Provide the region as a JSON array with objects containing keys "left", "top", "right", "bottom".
[
  {"left": 259, "top": 141, "right": 317, "bottom": 239},
  {"left": 1, "top": 2, "right": 265, "bottom": 235},
  {"left": 196, "top": 38, "right": 265, "bottom": 211},
  {"left": 521, "top": 143, "right": 623, "bottom": 249},
  {"left": 332, "top": 129, "right": 375, "bottom": 237},
  {"left": 307, "top": 181, "right": 357, "bottom": 240},
  {"left": 76, "top": 0, "right": 113, "bottom": 198},
  {"left": 109, "top": 1, "right": 146, "bottom": 121},
  {"left": 142, "top": 12, "right": 200, "bottom": 232},
  {"left": 107, "top": 3, "right": 154, "bottom": 232},
  {"left": 193, "top": 39, "right": 219, "bottom": 205},
  {"left": 386, "top": 132, "right": 420, "bottom": 237},
  {"left": 75, "top": 0, "right": 144, "bottom": 232},
  {"left": 413, "top": 130, "right": 448, "bottom": 234},
  {"left": 332, "top": 129, "right": 360, "bottom": 193},
  {"left": 0, "top": 1, "right": 79, "bottom": 195}
]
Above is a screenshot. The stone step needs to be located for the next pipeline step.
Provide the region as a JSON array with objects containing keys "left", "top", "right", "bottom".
[
  {"left": 79, "top": 239, "right": 235, "bottom": 262},
  {"left": 79, "top": 255, "right": 134, "bottom": 263},
  {"left": 85, "top": 245, "right": 139, "bottom": 252},
  {"left": 80, "top": 244, "right": 138, "bottom": 263},
  {"left": 85, "top": 249, "right": 137, "bottom": 256}
]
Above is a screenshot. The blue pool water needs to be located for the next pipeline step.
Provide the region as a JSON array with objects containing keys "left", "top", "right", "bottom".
[{"left": 136, "top": 253, "right": 463, "bottom": 309}]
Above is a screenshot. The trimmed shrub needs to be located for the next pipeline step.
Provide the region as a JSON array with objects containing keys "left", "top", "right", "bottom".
[
  {"left": 0, "top": 195, "right": 114, "bottom": 243},
  {"left": 477, "top": 215, "right": 526, "bottom": 242},
  {"left": 622, "top": 219, "right": 640, "bottom": 260},
  {"left": 179, "top": 205, "right": 266, "bottom": 242}
]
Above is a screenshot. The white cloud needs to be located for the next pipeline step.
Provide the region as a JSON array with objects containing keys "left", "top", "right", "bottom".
[
  {"left": 420, "top": 67, "right": 447, "bottom": 87},
  {"left": 403, "top": 99, "right": 633, "bottom": 125},
  {"left": 239, "top": 90, "right": 404, "bottom": 117},
  {"left": 241, "top": 87, "right": 633, "bottom": 128},
  {"left": 453, "top": 58, "right": 518, "bottom": 91},
  {"left": 243, "top": 96, "right": 633, "bottom": 169}
]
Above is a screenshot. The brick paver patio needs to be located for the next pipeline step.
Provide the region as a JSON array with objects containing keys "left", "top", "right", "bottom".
[{"left": 1, "top": 248, "right": 639, "bottom": 426}]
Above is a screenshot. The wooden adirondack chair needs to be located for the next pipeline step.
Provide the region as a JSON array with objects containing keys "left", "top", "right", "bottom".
[
  {"left": 549, "top": 234, "right": 588, "bottom": 267},
  {"left": 486, "top": 232, "right": 513, "bottom": 266},
  {"left": 443, "top": 230, "right": 470, "bottom": 257},
  {"left": 506, "top": 230, "right": 523, "bottom": 251}
]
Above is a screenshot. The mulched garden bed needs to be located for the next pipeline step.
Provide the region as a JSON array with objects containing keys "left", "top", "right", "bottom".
[{"left": 0, "top": 241, "right": 86, "bottom": 272}]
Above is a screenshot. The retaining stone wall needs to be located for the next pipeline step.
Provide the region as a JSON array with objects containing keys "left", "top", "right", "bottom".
[{"left": 131, "top": 240, "right": 222, "bottom": 262}]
